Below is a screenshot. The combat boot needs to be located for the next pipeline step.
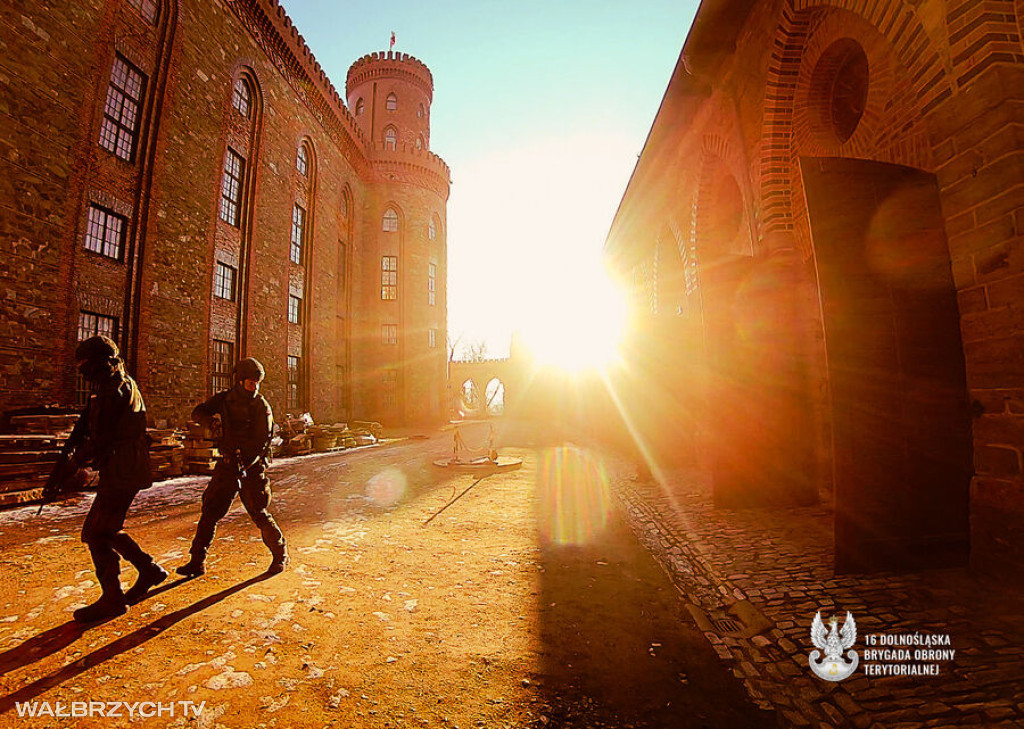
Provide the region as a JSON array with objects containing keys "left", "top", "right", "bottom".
[
  {"left": 125, "top": 563, "right": 168, "bottom": 604},
  {"left": 73, "top": 593, "right": 127, "bottom": 623},
  {"left": 176, "top": 558, "right": 206, "bottom": 577}
]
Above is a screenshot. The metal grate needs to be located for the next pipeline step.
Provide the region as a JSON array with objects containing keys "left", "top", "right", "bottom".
[{"left": 712, "top": 618, "right": 742, "bottom": 634}]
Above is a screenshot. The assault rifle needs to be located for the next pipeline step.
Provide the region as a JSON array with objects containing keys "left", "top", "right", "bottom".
[
  {"left": 37, "top": 415, "right": 88, "bottom": 514},
  {"left": 38, "top": 449, "right": 81, "bottom": 515}
]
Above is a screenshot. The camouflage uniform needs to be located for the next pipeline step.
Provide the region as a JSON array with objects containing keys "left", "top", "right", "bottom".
[
  {"left": 67, "top": 336, "right": 165, "bottom": 622},
  {"left": 179, "top": 359, "right": 287, "bottom": 574}
]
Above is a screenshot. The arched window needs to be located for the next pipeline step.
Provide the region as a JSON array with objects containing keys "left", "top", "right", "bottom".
[
  {"left": 417, "top": 103, "right": 424, "bottom": 118},
  {"left": 384, "top": 126, "right": 397, "bottom": 150},
  {"left": 355, "top": 98, "right": 364, "bottom": 116},
  {"left": 386, "top": 92, "right": 398, "bottom": 111},
  {"left": 296, "top": 145, "right": 308, "bottom": 175},
  {"left": 232, "top": 78, "right": 251, "bottom": 118},
  {"left": 382, "top": 207, "right": 399, "bottom": 232},
  {"left": 428, "top": 217, "right": 436, "bottom": 240},
  {"left": 415, "top": 136, "right": 422, "bottom": 150},
  {"left": 127, "top": 0, "right": 158, "bottom": 24}
]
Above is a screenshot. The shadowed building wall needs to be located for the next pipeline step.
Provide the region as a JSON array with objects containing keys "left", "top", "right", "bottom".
[{"left": 606, "top": 0, "right": 1024, "bottom": 576}]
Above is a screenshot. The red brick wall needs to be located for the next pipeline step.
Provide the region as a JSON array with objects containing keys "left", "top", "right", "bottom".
[
  {"left": 608, "top": 0, "right": 1024, "bottom": 575},
  {"left": 0, "top": 0, "right": 449, "bottom": 430}
]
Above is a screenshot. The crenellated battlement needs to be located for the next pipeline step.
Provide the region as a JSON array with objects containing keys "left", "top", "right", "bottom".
[
  {"left": 346, "top": 51, "right": 434, "bottom": 101},
  {"left": 368, "top": 141, "right": 451, "bottom": 198}
]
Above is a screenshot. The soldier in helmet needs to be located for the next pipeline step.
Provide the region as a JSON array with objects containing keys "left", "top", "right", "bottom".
[
  {"left": 177, "top": 357, "right": 288, "bottom": 576},
  {"left": 55, "top": 335, "right": 167, "bottom": 622}
]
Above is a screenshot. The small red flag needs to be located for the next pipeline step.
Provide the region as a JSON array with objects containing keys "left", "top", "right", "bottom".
[{"left": 389, "top": 31, "right": 396, "bottom": 50}]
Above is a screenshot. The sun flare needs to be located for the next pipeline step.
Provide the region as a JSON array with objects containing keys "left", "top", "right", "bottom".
[{"left": 518, "top": 265, "right": 627, "bottom": 373}]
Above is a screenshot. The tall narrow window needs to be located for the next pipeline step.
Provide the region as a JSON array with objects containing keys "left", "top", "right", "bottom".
[
  {"left": 384, "top": 126, "right": 397, "bottom": 150},
  {"left": 386, "top": 93, "right": 398, "bottom": 111},
  {"left": 428, "top": 217, "right": 437, "bottom": 240},
  {"left": 126, "top": 0, "right": 158, "bottom": 23},
  {"left": 290, "top": 204, "right": 305, "bottom": 264},
  {"left": 428, "top": 262, "right": 436, "bottom": 306},
  {"left": 296, "top": 146, "right": 308, "bottom": 175},
  {"left": 355, "top": 98, "right": 365, "bottom": 116},
  {"left": 287, "top": 355, "right": 301, "bottom": 410},
  {"left": 288, "top": 293, "right": 302, "bottom": 324},
  {"left": 99, "top": 55, "right": 146, "bottom": 162},
  {"left": 211, "top": 339, "right": 234, "bottom": 393},
  {"left": 381, "top": 256, "right": 398, "bottom": 300},
  {"left": 339, "top": 242, "right": 347, "bottom": 293},
  {"left": 76, "top": 311, "right": 118, "bottom": 406},
  {"left": 219, "top": 148, "right": 245, "bottom": 226},
  {"left": 429, "top": 328, "right": 437, "bottom": 348},
  {"left": 382, "top": 369, "right": 398, "bottom": 409},
  {"left": 382, "top": 207, "right": 399, "bottom": 232},
  {"left": 382, "top": 323, "right": 398, "bottom": 345},
  {"left": 232, "top": 78, "right": 250, "bottom": 117},
  {"left": 84, "top": 205, "right": 126, "bottom": 260},
  {"left": 213, "top": 261, "right": 236, "bottom": 300},
  {"left": 417, "top": 103, "right": 425, "bottom": 118}
]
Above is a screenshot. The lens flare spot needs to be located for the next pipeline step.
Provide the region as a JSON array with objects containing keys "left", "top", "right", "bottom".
[
  {"left": 366, "top": 468, "right": 407, "bottom": 507},
  {"left": 538, "top": 446, "right": 612, "bottom": 545}
]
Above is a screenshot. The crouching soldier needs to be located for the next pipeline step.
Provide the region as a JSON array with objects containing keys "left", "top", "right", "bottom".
[
  {"left": 57, "top": 336, "right": 167, "bottom": 622},
  {"left": 177, "top": 357, "right": 288, "bottom": 576}
]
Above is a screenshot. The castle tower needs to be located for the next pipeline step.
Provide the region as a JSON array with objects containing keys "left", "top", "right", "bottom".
[
  {"left": 347, "top": 51, "right": 433, "bottom": 152},
  {"left": 346, "top": 52, "right": 450, "bottom": 425}
]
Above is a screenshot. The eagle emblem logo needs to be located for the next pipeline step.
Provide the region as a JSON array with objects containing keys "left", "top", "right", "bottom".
[{"left": 809, "top": 610, "right": 859, "bottom": 681}]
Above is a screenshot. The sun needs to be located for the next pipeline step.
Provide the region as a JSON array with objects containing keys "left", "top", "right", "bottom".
[{"left": 518, "top": 265, "right": 627, "bottom": 373}]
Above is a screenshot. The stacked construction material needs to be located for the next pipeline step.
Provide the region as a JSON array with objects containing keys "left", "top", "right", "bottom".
[
  {"left": 184, "top": 421, "right": 219, "bottom": 475},
  {"left": 148, "top": 428, "right": 185, "bottom": 479},
  {"left": 279, "top": 413, "right": 313, "bottom": 457},
  {"left": 0, "top": 411, "right": 81, "bottom": 507},
  {"left": 350, "top": 420, "right": 382, "bottom": 445},
  {"left": 308, "top": 424, "right": 338, "bottom": 453},
  {"left": 9, "top": 413, "right": 79, "bottom": 438},
  {"left": 0, "top": 434, "right": 63, "bottom": 507}
]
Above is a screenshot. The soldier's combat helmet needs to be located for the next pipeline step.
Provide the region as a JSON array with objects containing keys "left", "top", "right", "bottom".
[
  {"left": 75, "top": 335, "right": 119, "bottom": 364},
  {"left": 234, "top": 357, "right": 265, "bottom": 383}
]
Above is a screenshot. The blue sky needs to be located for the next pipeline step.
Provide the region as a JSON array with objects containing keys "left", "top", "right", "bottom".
[{"left": 280, "top": 0, "right": 699, "bottom": 357}]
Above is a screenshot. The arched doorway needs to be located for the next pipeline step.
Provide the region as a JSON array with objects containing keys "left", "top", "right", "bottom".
[
  {"left": 485, "top": 378, "right": 505, "bottom": 416},
  {"left": 803, "top": 157, "right": 971, "bottom": 572}
]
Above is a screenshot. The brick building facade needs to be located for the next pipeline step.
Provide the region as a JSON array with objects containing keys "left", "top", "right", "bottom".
[
  {"left": 607, "top": 0, "right": 1024, "bottom": 576},
  {"left": 0, "top": 0, "right": 449, "bottom": 427}
]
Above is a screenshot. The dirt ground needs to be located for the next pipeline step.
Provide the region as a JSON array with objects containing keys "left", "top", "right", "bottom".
[{"left": 0, "top": 421, "right": 775, "bottom": 728}]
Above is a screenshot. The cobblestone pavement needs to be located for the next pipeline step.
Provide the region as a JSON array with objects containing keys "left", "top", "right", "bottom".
[{"left": 613, "top": 465, "right": 1024, "bottom": 729}]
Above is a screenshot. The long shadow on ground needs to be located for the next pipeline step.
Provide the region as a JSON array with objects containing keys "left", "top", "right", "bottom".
[{"left": 531, "top": 444, "right": 777, "bottom": 729}]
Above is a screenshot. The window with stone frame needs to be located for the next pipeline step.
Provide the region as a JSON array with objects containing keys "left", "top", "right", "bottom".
[
  {"left": 382, "top": 207, "right": 399, "bottom": 232},
  {"left": 381, "top": 256, "right": 398, "bottom": 300},
  {"left": 384, "top": 126, "right": 397, "bottom": 150},
  {"left": 288, "top": 293, "right": 302, "bottom": 324},
  {"left": 211, "top": 339, "right": 234, "bottom": 393},
  {"left": 84, "top": 205, "right": 126, "bottom": 260},
  {"left": 429, "top": 328, "right": 437, "bottom": 348},
  {"left": 287, "top": 355, "right": 301, "bottom": 410},
  {"left": 290, "top": 204, "right": 305, "bottom": 264},
  {"left": 386, "top": 93, "right": 398, "bottom": 111},
  {"left": 296, "top": 145, "right": 308, "bottom": 176},
  {"left": 99, "top": 55, "right": 146, "bottom": 162},
  {"left": 428, "top": 262, "right": 436, "bottom": 306},
  {"left": 126, "top": 0, "right": 158, "bottom": 23},
  {"left": 213, "top": 261, "right": 236, "bottom": 301},
  {"left": 232, "top": 78, "right": 250, "bottom": 118},
  {"left": 381, "top": 323, "right": 398, "bottom": 345},
  {"left": 76, "top": 311, "right": 118, "bottom": 406},
  {"left": 219, "top": 148, "right": 245, "bottom": 226},
  {"left": 428, "top": 217, "right": 437, "bottom": 240},
  {"left": 382, "top": 369, "right": 398, "bottom": 410}
]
